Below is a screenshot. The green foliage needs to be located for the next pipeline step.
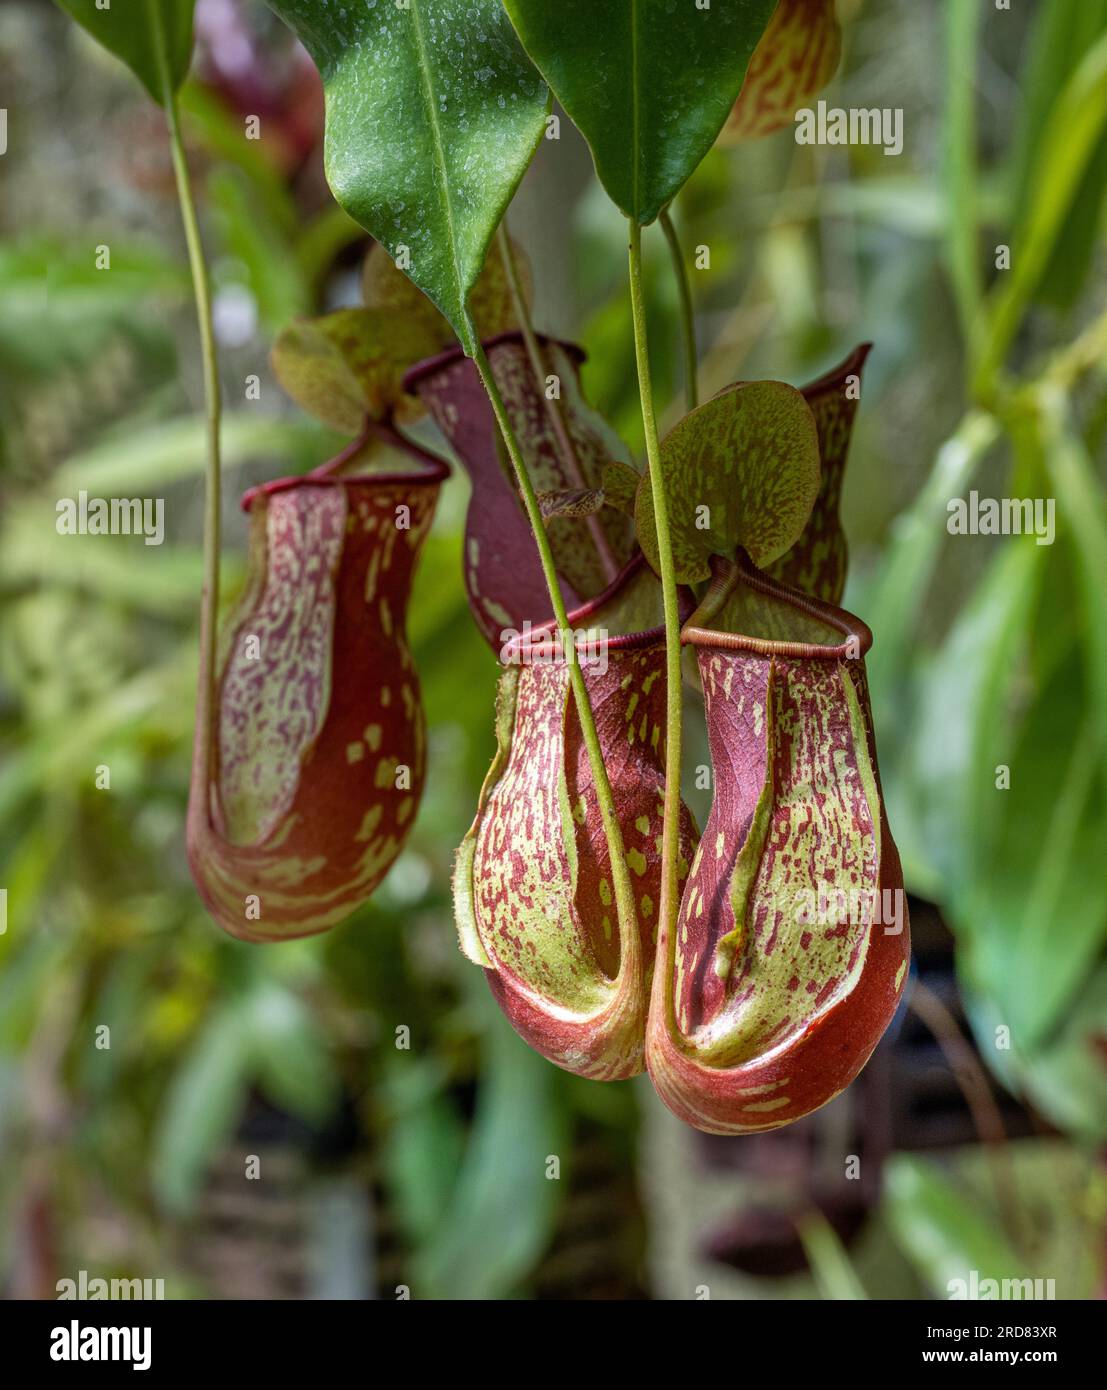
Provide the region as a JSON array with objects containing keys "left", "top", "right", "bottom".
[
  {"left": 845, "top": 3, "right": 1107, "bottom": 1154},
  {"left": 411, "top": 997, "right": 567, "bottom": 1299},
  {"left": 1009, "top": 0, "right": 1107, "bottom": 312},
  {"left": 266, "top": 0, "right": 547, "bottom": 353},
  {"left": 885, "top": 1144, "right": 1105, "bottom": 1300},
  {"left": 797, "top": 1211, "right": 869, "bottom": 1301},
  {"left": 53, "top": 0, "right": 196, "bottom": 105},
  {"left": 978, "top": 29, "right": 1107, "bottom": 386},
  {"left": 885, "top": 1154, "right": 1032, "bottom": 1294},
  {"left": 503, "top": 0, "right": 777, "bottom": 224}
]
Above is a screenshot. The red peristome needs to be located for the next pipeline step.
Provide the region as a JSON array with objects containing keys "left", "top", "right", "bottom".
[
  {"left": 455, "top": 557, "right": 698, "bottom": 1079},
  {"left": 647, "top": 555, "right": 909, "bottom": 1133},
  {"left": 769, "top": 343, "right": 871, "bottom": 604},
  {"left": 404, "top": 332, "right": 635, "bottom": 649},
  {"left": 187, "top": 458, "right": 446, "bottom": 942}
]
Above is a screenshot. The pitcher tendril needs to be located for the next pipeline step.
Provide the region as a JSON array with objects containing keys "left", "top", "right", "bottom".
[
  {"left": 659, "top": 206, "right": 699, "bottom": 412},
  {"left": 627, "top": 219, "right": 686, "bottom": 997}
]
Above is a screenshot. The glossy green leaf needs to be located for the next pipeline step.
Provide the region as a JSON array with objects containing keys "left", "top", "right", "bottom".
[
  {"left": 54, "top": 0, "right": 196, "bottom": 106},
  {"left": 266, "top": 0, "right": 547, "bottom": 354},
  {"left": 635, "top": 381, "right": 821, "bottom": 583},
  {"left": 503, "top": 0, "right": 777, "bottom": 224}
]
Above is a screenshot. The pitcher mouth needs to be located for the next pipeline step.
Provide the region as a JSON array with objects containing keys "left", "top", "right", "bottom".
[
  {"left": 240, "top": 418, "right": 450, "bottom": 513},
  {"left": 240, "top": 419, "right": 450, "bottom": 514},
  {"left": 402, "top": 331, "right": 586, "bottom": 395},
  {"left": 680, "top": 550, "right": 873, "bottom": 661},
  {"left": 499, "top": 550, "right": 696, "bottom": 664}
]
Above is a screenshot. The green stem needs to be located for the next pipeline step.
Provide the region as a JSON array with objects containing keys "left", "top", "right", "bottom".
[
  {"left": 496, "top": 224, "right": 619, "bottom": 583},
  {"left": 659, "top": 206, "right": 698, "bottom": 411},
  {"left": 627, "top": 219, "right": 683, "bottom": 981},
  {"left": 942, "top": 0, "right": 984, "bottom": 374},
  {"left": 471, "top": 342, "right": 641, "bottom": 989},
  {"left": 150, "top": 5, "right": 222, "bottom": 795}
]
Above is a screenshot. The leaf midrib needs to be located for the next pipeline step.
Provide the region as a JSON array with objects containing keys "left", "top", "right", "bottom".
[
  {"left": 408, "top": 0, "right": 469, "bottom": 341},
  {"left": 629, "top": 0, "right": 641, "bottom": 219}
]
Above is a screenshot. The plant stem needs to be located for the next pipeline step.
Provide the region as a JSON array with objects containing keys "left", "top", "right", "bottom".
[
  {"left": 628, "top": 219, "right": 684, "bottom": 981},
  {"left": 942, "top": 0, "right": 983, "bottom": 373},
  {"left": 471, "top": 342, "right": 641, "bottom": 989},
  {"left": 495, "top": 224, "right": 619, "bottom": 584},
  {"left": 151, "top": 5, "right": 222, "bottom": 795},
  {"left": 659, "top": 206, "right": 698, "bottom": 411}
]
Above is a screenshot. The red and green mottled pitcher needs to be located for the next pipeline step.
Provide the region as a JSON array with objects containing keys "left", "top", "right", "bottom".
[
  {"left": 453, "top": 555, "right": 698, "bottom": 1079},
  {"left": 647, "top": 552, "right": 910, "bottom": 1132},
  {"left": 187, "top": 451, "right": 447, "bottom": 942}
]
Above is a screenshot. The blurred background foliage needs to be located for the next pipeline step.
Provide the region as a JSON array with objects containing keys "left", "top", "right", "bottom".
[{"left": 1, "top": 0, "right": 1105, "bottom": 1299}]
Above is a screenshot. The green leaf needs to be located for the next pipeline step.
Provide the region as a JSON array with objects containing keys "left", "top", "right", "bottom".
[
  {"left": 52, "top": 412, "right": 338, "bottom": 494},
  {"left": 886, "top": 1143, "right": 1103, "bottom": 1299},
  {"left": 266, "top": 0, "right": 547, "bottom": 354},
  {"left": 246, "top": 983, "right": 339, "bottom": 1126},
  {"left": 381, "top": 1061, "right": 465, "bottom": 1246},
  {"left": 1008, "top": 0, "right": 1107, "bottom": 312},
  {"left": 959, "top": 661, "right": 1107, "bottom": 1050},
  {"left": 1041, "top": 402, "right": 1107, "bottom": 733},
  {"left": 1015, "top": 965, "right": 1107, "bottom": 1143},
  {"left": 414, "top": 1002, "right": 566, "bottom": 1299},
  {"left": 884, "top": 1154, "right": 1031, "bottom": 1297},
  {"left": 864, "top": 411, "right": 1000, "bottom": 703},
  {"left": 979, "top": 30, "right": 1107, "bottom": 386},
  {"left": 503, "top": 0, "right": 777, "bottom": 224},
  {"left": 796, "top": 1210, "right": 868, "bottom": 1301},
  {"left": 151, "top": 1003, "right": 251, "bottom": 1214},
  {"left": 908, "top": 540, "right": 1045, "bottom": 897},
  {"left": 635, "top": 380, "right": 820, "bottom": 583},
  {"left": 54, "top": 0, "right": 196, "bottom": 106}
]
